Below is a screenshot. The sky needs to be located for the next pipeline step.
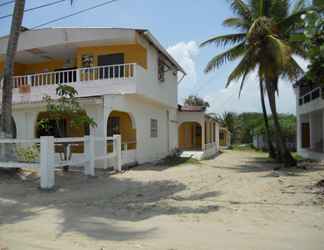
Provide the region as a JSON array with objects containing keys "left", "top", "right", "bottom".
[{"left": 0, "top": 0, "right": 304, "bottom": 114}]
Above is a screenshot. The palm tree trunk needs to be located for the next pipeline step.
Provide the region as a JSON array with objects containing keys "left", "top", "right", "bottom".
[
  {"left": 265, "top": 79, "right": 296, "bottom": 167},
  {"left": 259, "top": 79, "right": 276, "bottom": 159},
  {"left": 1, "top": 0, "right": 25, "bottom": 138}
]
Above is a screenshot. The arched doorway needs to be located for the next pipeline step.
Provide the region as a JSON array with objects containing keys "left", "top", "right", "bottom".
[
  {"left": 107, "top": 111, "right": 137, "bottom": 152},
  {"left": 178, "top": 122, "right": 202, "bottom": 150}
]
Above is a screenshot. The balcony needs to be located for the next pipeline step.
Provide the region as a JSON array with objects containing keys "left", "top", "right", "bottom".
[
  {"left": 299, "top": 87, "right": 324, "bottom": 106},
  {"left": 11, "top": 63, "right": 136, "bottom": 88},
  {"left": 0, "top": 63, "right": 144, "bottom": 104}
]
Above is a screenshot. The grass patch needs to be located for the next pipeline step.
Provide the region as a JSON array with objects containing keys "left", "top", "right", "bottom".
[
  {"left": 156, "top": 154, "right": 201, "bottom": 167},
  {"left": 292, "top": 153, "right": 318, "bottom": 163},
  {"left": 231, "top": 144, "right": 258, "bottom": 152}
]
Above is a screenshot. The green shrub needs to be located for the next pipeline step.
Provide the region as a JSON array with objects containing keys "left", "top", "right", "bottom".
[{"left": 16, "top": 145, "right": 40, "bottom": 163}]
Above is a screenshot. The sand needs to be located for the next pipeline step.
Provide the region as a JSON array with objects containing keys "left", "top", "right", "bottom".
[{"left": 0, "top": 150, "right": 324, "bottom": 250}]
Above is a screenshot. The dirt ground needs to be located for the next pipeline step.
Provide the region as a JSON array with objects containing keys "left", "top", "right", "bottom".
[{"left": 0, "top": 150, "right": 324, "bottom": 250}]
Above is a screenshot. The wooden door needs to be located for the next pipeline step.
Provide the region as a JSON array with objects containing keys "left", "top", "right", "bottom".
[
  {"left": 301, "top": 123, "right": 310, "bottom": 148},
  {"left": 97, "top": 53, "right": 124, "bottom": 78}
]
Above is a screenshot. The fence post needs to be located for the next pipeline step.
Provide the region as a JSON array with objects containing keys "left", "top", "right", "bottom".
[
  {"left": 84, "top": 135, "right": 95, "bottom": 176},
  {"left": 76, "top": 68, "right": 81, "bottom": 83},
  {"left": 40, "top": 136, "right": 55, "bottom": 190},
  {"left": 113, "top": 135, "right": 122, "bottom": 172}
]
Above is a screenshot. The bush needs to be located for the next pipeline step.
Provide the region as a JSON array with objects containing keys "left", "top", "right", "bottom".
[{"left": 16, "top": 145, "right": 40, "bottom": 163}]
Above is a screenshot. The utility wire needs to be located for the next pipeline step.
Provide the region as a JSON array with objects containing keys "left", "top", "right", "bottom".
[
  {"left": 0, "top": 0, "right": 67, "bottom": 20},
  {"left": 0, "top": 0, "right": 14, "bottom": 7},
  {"left": 30, "top": 0, "right": 120, "bottom": 30}
]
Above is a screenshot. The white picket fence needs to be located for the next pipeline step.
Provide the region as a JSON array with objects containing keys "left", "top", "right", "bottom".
[{"left": 0, "top": 135, "right": 122, "bottom": 190}]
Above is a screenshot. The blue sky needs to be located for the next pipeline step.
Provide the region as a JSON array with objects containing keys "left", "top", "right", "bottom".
[{"left": 0, "top": 0, "right": 301, "bottom": 114}]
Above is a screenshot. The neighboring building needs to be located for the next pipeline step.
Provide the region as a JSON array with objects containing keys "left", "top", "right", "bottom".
[
  {"left": 253, "top": 134, "right": 296, "bottom": 152},
  {"left": 295, "top": 80, "right": 324, "bottom": 161},
  {"left": 177, "top": 105, "right": 220, "bottom": 160},
  {"left": 219, "top": 127, "right": 231, "bottom": 148},
  {"left": 0, "top": 27, "right": 220, "bottom": 167}
]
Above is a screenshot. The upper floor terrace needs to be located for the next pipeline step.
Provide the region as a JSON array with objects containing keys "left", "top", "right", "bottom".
[
  {"left": 296, "top": 81, "right": 324, "bottom": 115},
  {"left": 0, "top": 28, "right": 185, "bottom": 107}
]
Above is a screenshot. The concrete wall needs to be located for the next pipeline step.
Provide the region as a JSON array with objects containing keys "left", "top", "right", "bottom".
[{"left": 11, "top": 94, "right": 178, "bottom": 166}]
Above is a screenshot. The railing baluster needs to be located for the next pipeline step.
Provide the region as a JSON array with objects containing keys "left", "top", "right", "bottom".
[{"left": 10, "top": 63, "right": 136, "bottom": 89}]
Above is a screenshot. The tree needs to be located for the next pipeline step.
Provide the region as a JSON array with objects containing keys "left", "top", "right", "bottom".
[
  {"left": 184, "top": 95, "right": 210, "bottom": 108},
  {"left": 38, "top": 83, "right": 96, "bottom": 171},
  {"left": 218, "top": 112, "right": 238, "bottom": 143},
  {"left": 259, "top": 78, "right": 277, "bottom": 158},
  {"left": 299, "top": 3, "right": 324, "bottom": 83},
  {"left": 200, "top": 0, "right": 311, "bottom": 167},
  {"left": 1, "top": 0, "right": 25, "bottom": 139}
]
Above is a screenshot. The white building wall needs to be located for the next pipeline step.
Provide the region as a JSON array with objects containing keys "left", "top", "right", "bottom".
[
  {"left": 103, "top": 94, "right": 174, "bottom": 164},
  {"left": 136, "top": 34, "right": 178, "bottom": 108}
]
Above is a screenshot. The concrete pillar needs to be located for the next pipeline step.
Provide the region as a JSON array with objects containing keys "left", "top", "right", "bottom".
[
  {"left": 85, "top": 103, "right": 107, "bottom": 168},
  {"left": 201, "top": 120, "right": 205, "bottom": 150},
  {"left": 40, "top": 136, "right": 55, "bottom": 190}
]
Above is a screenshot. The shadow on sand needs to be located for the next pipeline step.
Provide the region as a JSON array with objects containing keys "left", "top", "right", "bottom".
[{"left": 0, "top": 168, "right": 221, "bottom": 241}]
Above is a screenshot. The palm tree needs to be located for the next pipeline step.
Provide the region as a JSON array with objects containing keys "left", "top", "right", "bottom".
[
  {"left": 201, "top": 0, "right": 310, "bottom": 167},
  {"left": 1, "top": 0, "right": 25, "bottom": 139},
  {"left": 259, "top": 78, "right": 276, "bottom": 159},
  {"left": 219, "top": 112, "right": 238, "bottom": 144}
]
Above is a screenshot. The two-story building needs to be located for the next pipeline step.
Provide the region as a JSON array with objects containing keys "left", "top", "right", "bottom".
[
  {"left": 295, "top": 79, "right": 324, "bottom": 161},
  {"left": 0, "top": 27, "right": 219, "bottom": 167}
]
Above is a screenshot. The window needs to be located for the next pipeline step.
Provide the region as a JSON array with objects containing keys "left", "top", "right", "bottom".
[
  {"left": 150, "top": 119, "right": 158, "bottom": 138},
  {"left": 107, "top": 117, "right": 120, "bottom": 136},
  {"left": 158, "top": 58, "right": 165, "bottom": 82}
]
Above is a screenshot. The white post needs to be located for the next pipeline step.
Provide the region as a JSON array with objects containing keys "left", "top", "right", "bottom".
[
  {"left": 76, "top": 68, "right": 81, "bottom": 83},
  {"left": 84, "top": 135, "right": 95, "bottom": 176},
  {"left": 201, "top": 121, "right": 205, "bottom": 151},
  {"left": 124, "top": 142, "right": 128, "bottom": 165},
  {"left": 27, "top": 75, "right": 32, "bottom": 86},
  {"left": 40, "top": 136, "right": 55, "bottom": 190},
  {"left": 113, "top": 135, "right": 122, "bottom": 172}
]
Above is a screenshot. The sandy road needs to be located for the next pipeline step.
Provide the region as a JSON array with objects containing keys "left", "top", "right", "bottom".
[{"left": 0, "top": 150, "right": 324, "bottom": 250}]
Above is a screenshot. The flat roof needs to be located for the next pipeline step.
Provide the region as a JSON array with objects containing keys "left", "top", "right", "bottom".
[{"left": 0, "top": 27, "right": 186, "bottom": 74}]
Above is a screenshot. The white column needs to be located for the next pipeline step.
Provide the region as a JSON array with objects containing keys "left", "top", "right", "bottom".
[
  {"left": 40, "top": 136, "right": 55, "bottom": 190},
  {"left": 201, "top": 120, "right": 205, "bottom": 150},
  {"left": 84, "top": 135, "right": 95, "bottom": 176},
  {"left": 113, "top": 134, "right": 122, "bottom": 172}
]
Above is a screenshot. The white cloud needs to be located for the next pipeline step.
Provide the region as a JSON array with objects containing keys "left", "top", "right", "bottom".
[
  {"left": 167, "top": 42, "right": 307, "bottom": 115},
  {"left": 167, "top": 41, "right": 199, "bottom": 101},
  {"left": 204, "top": 72, "right": 297, "bottom": 114}
]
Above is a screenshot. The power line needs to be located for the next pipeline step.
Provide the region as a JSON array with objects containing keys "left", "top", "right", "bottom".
[
  {"left": 0, "top": 1, "right": 14, "bottom": 7},
  {"left": 30, "top": 0, "right": 120, "bottom": 30},
  {"left": 0, "top": 0, "right": 67, "bottom": 20}
]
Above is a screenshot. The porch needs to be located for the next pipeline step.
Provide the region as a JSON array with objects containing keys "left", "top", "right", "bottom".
[
  {"left": 177, "top": 111, "right": 219, "bottom": 160},
  {"left": 298, "top": 109, "right": 324, "bottom": 161}
]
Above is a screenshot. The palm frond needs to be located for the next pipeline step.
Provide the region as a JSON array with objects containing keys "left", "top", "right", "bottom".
[
  {"left": 226, "top": 48, "right": 256, "bottom": 88},
  {"left": 270, "top": 0, "right": 289, "bottom": 20},
  {"left": 290, "top": 39, "right": 307, "bottom": 59},
  {"left": 229, "top": 0, "right": 252, "bottom": 20},
  {"left": 238, "top": 70, "right": 249, "bottom": 97},
  {"left": 200, "top": 33, "right": 246, "bottom": 48},
  {"left": 291, "top": 0, "right": 306, "bottom": 14},
  {"left": 250, "top": 0, "right": 265, "bottom": 17},
  {"left": 282, "top": 56, "right": 304, "bottom": 81},
  {"left": 266, "top": 34, "right": 291, "bottom": 67},
  {"left": 223, "top": 17, "right": 249, "bottom": 30},
  {"left": 204, "top": 42, "right": 246, "bottom": 73}
]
